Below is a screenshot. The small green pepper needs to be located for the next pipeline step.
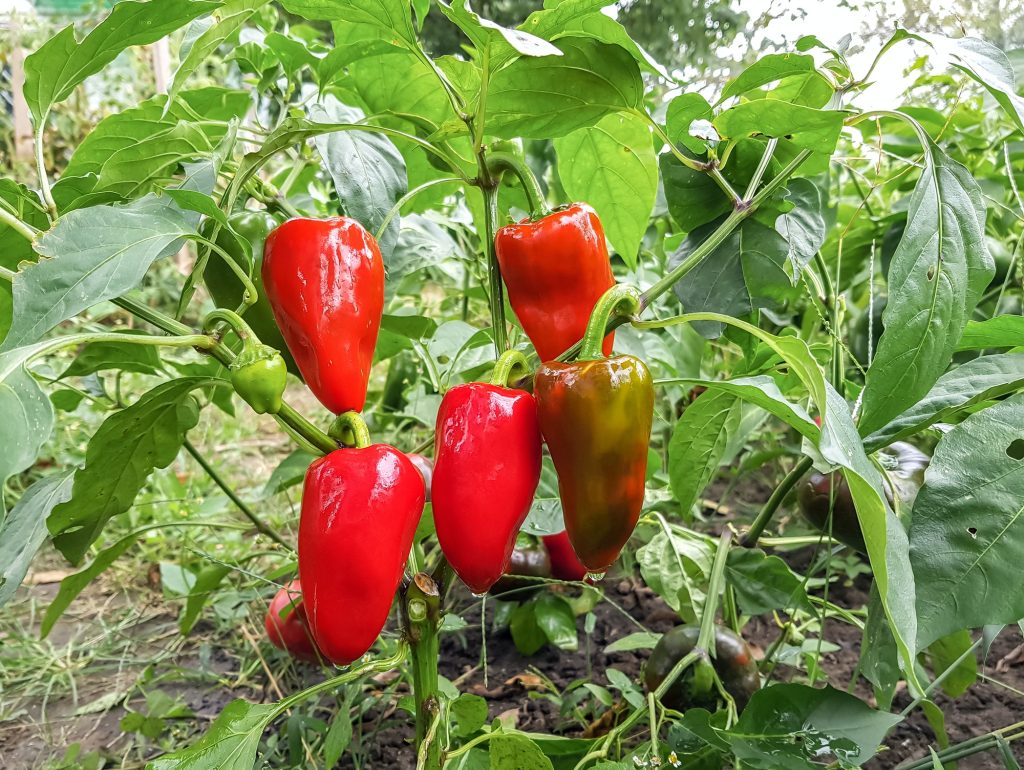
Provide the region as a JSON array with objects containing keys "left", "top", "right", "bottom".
[{"left": 230, "top": 342, "right": 287, "bottom": 415}]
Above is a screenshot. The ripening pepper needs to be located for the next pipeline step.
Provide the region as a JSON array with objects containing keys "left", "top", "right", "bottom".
[
  {"left": 263, "top": 217, "right": 384, "bottom": 415},
  {"left": 495, "top": 203, "right": 615, "bottom": 361},
  {"left": 535, "top": 286, "right": 654, "bottom": 574},
  {"left": 264, "top": 580, "right": 321, "bottom": 663},
  {"left": 490, "top": 542, "right": 552, "bottom": 601},
  {"left": 203, "top": 210, "right": 299, "bottom": 375},
  {"left": 542, "top": 531, "right": 588, "bottom": 582},
  {"left": 432, "top": 351, "right": 543, "bottom": 595},
  {"left": 644, "top": 625, "right": 761, "bottom": 711},
  {"left": 299, "top": 415, "right": 424, "bottom": 665},
  {"left": 797, "top": 441, "right": 930, "bottom": 553}
]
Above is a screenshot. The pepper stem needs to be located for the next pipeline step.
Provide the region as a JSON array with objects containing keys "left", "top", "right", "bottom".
[
  {"left": 485, "top": 151, "right": 549, "bottom": 221},
  {"left": 328, "top": 411, "right": 371, "bottom": 449},
  {"left": 579, "top": 284, "right": 642, "bottom": 360},
  {"left": 489, "top": 349, "right": 530, "bottom": 387},
  {"left": 203, "top": 308, "right": 259, "bottom": 343}
]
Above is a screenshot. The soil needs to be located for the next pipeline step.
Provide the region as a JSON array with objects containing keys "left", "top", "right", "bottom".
[{"left": 3, "top": 550, "right": 1024, "bottom": 769}]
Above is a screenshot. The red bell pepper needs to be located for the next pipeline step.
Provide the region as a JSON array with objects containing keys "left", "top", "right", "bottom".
[
  {"left": 262, "top": 217, "right": 384, "bottom": 414},
  {"left": 542, "top": 531, "right": 588, "bottom": 582},
  {"left": 495, "top": 203, "right": 615, "bottom": 361},
  {"left": 264, "top": 579, "right": 321, "bottom": 663},
  {"left": 432, "top": 351, "right": 543, "bottom": 595},
  {"left": 299, "top": 414, "right": 424, "bottom": 665}
]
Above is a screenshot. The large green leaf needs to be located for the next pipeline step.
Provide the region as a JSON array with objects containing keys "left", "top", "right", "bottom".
[
  {"left": 665, "top": 93, "right": 714, "bottom": 155},
  {"left": 553, "top": 111, "right": 657, "bottom": 269},
  {"left": 309, "top": 97, "right": 408, "bottom": 255},
  {"left": 671, "top": 218, "right": 795, "bottom": 337},
  {"left": 910, "top": 393, "right": 1024, "bottom": 648},
  {"left": 726, "top": 549, "right": 811, "bottom": 615},
  {"left": 23, "top": 0, "right": 218, "bottom": 123},
  {"left": 280, "top": 0, "right": 417, "bottom": 48},
  {"left": 858, "top": 136, "right": 992, "bottom": 436},
  {"left": 485, "top": 38, "right": 643, "bottom": 139},
  {"left": 776, "top": 178, "right": 826, "bottom": 281},
  {"left": 167, "top": 0, "right": 266, "bottom": 107},
  {"left": 0, "top": 471, "right": 73, "bottom": 606},
  {"left": 1, "top": 194, "right": 199, "bottom": 351},
  {"left": 0, "top": 181, "right": 49, "bottom": 338},
  {"left": 57, "top": 89, "right": 247, "bottom": 202},
  {"left": 48, "top": 378, "right": 214, "bottom": 564},
  {"left": 725, "top": 684, "right": 901, "bottom": 768},
  {"left": 956, "top": 314, "right": 1024, "bottom": 350},
  {"left": 0, "top": 367, "right": 54, "bottom": 514},
  {"left": 147, "top": 699, "right": 279, "bottom": 770},
  {"left": 713, "top": 101, "right": 844, "bottom": 154},
  {"left": 489, "top": 734, "right": 555, "bottom": 770},
  {"left": 719, "top": 53, "right": 819, "bottom": 102},
  {"left": 865, "top": 354, "right": 1024, "bottom": 449},
  {"left": 668, "top": 389, "right": 741, "bottom": 516},
  {"left": 434, "top": 0, "right": 561, "bottom": 61}
]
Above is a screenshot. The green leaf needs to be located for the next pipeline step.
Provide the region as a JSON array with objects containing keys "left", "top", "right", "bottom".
[
  {"left": 48, "top": 378, "right": 214, "bottom": 565},
  {"left": 776, "top": 178, "right": 826, "bottom": 281},
  {"left": 956, "top": 315, "right": 1024, "bottom": 350},
  {"left": 859, "top": 136, "right": 992, "bottom": 436},
  {"left": 451, "top": 693, "right": 488, "bottom": 737},
  {"left": 661, "top": 376, "right": 818, "bottom": 442},
  {"left": 61, "top": 333, "right": 163, "bottom": 378},
  {"left": 0, "top": 366, "right": 54, "bottom": 514},
  {"left": 671, "top": 218, "right": 795, "bottom": 337},
  {"left": 0, "top": 472, "right": 73, "bottom": 607},
  {"left": 553, "top": 111, "right": 657, "bottom": 269},
  {"left": 859, "top": 585, "right": 899, "bottom": 710},
  {"left": 262, "top": 450, "right": 317, "bottom": 498},
  {"left": 517, "top": 1, "right": 665, "bottom": 76},
  {"left": 865, "top": 354, "right": 1024, "bottom": 449},
  {"left": 720, "top": 53, "right": 819, "bottom": 101},
  {"left": 57, "top": 88, "right": 246, "bottom": 204},
  {"left": 726, "top": 548, "right": 811, "bottom": 615},
  {"left": 636, "top": 528, "right": 713, "bottom": 621},
  {"left": 489, "top": 734, "right": 555, "bottom": 770},
  {"left": 309, "top": 97, "right": 408, "bottom": 255},
  {"left": 146, "top": 699, "right": 279, "bottom": 770},
  {"left": 725, "top": 684, "right": 901, "bottom": 768},
  {"left": 714, "top": 101, "right": 845, "bottom": 154},
  {"left": 665, "top": 93, "right": 713, "bottom": 155},
  {"left": 168, "top": 0, "right": 266, "bottom": 107},
  {"left": 509, "top": 602, "right": 547, "bottom": 656},
  {"left": 179, "top": 564, "right": 232, "bottom": 635},
  {"left": 910, "top": 393, "right": 1024, "bottom": 648},
  {"left": 534, "top": 593, "right": 578, "bottom": 651},
  {"left": 604, "top": 631, "right": 660, "bottom": 653},
  {"left": 23, "top": 0, "right": 218, "bottom": 124},
  {"left": 668, "top": 389, "right": 741, "bottom": 515},
  {"left": 323, "top": 700, "right": 353, "bottom": 767},
  {"left": 42, "top": 530, "right": 140, "bottom": 637},
  {"left": 925, "top": 630, "right": 977, "bottom": 698},
  {"left": 434, "top": 0, "right": 562, "bottom": 59},
  {"left": 485, "top": 38, "right": 643, "bottom": 139},
  {"left": 279, "top": 0, "right": 417, "bottom": 49},
  {"left": 2, "top": 194, "right": 199, "bottom": 351}
]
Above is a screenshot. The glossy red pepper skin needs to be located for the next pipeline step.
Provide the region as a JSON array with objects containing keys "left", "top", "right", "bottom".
[
  {"left": 535, "top": 356, "right": 654, "bottom": 573},
  {"left": 542, "top": 531, "right": 588, "bottom": 582},
  {"left": 495, "top": 204, "right": 615, "bottom": 361},
  {"left": 432, "top": 383, "right": 542, "bottom": 594},
  {"left": 262, "top": 217, "right": 384, "bottom": 414},
  {"left": 264, "top": 580, "right": 321, "bottom": 663},
  {"left": 299, "top": 446, "right": 425, "bottom": 665}
]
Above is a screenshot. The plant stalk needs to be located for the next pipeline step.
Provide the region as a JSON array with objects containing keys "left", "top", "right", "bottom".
[
  {"left": 741, "top": 456, "right": 814, "bottom": 547},
  {"left": 404, "top": 572, "right": 443, "bottom": 770}
]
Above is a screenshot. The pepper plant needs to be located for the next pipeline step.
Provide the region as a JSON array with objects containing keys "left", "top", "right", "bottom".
[{"left": 2, "top": 1, "right": 1024, "bottom": 769}]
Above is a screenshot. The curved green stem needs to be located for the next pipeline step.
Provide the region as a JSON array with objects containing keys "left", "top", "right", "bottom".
[
  {"left": 741, "top": 456, "right": 814, "bottom": 547},
  {"left": 203, "top": 308, "right": 259, "bottom": 342},
  {"left": 329, "top": 411, "right": 371, "bottom": 449},
  {"left": 193, "top": 236, "right": 258, "bottom": 309},
  {"left": 374, "top": 176, "right": 463, "bottom": 242},
  {"left": 580, "top": 284, "right": 642, "bottom": 360},
  {"left": 485, "top": 151, "right": 548, "bottom": 220},
  {"left": 35, "top": 121, "right": 57, "bottom": 221},
  {"left": 276, "top": 402, "right": 337, "bottom": 455},
  {"left": 183, "top": 440, "right": 290, "bottom": 549},
  {"left": 482, "top": 184, "right": 508, "bottom": 355},
  {"left": 245, "top": 177, "right": 303, "bottom": 219},
  {"left": 490, "top": 349, "right": 530, "bottom": 387},
  {"left": 0, "top": 206, "right": 39, "bottom": 241}
]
